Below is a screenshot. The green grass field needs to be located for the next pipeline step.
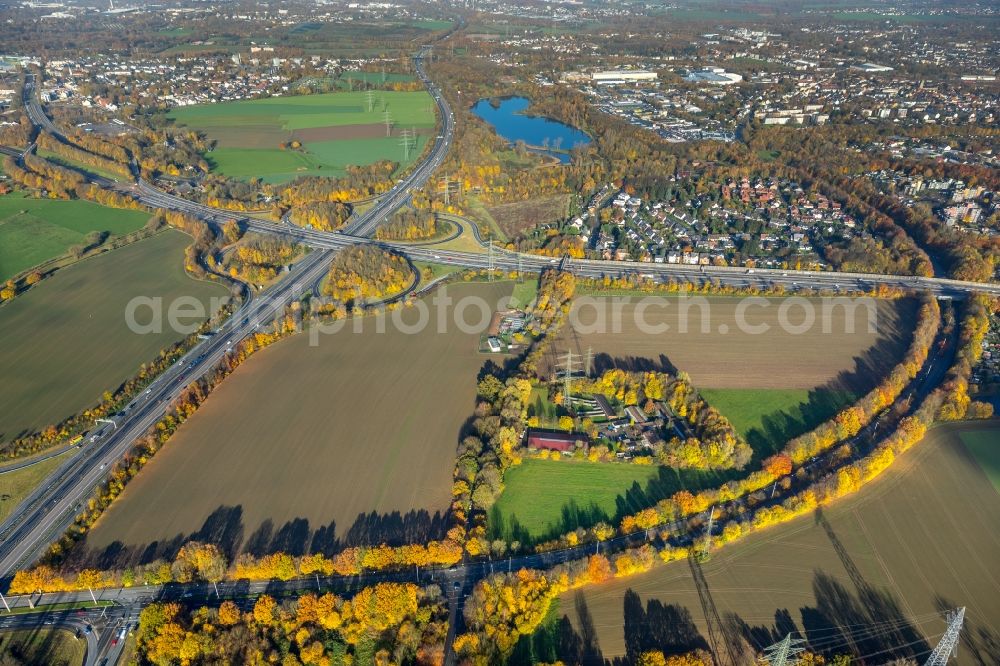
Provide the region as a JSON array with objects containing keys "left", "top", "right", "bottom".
[
  {"left": 0, "top": 231, "right": 227, "bottom": 446},
  {"left": 700, "top": 388, "right": 856, "bottom": 460},
  {"left": 510, "top": 280, "right": 538, "bottom": 309},
  {"left": 37, "top": 148, "right": 124, "bottom": 182},
  {"left": 339, "top": 70, "right": 416, "bottom": 85},
  {"left": 490, "top": 459, "right": 729, "bottom": 543},
  {"left": 960, "top": 428, "right": 1000, "bottom": 494},
  {"left": 170, "top": 91, "right": 434, "bottom": 182},
  {"left": 0, "top": 452, "right": 71, "bottom": 523},
  {"left": 208, "top": 135, "right": 428, "bottom": 183},
  {"left": 0, "top": 195, "right": 150, "bottom": 281},
  {"left": 0, "top": 628, "right": 85, "bottom": 666}
]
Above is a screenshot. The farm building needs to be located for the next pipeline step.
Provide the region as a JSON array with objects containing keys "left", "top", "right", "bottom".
[
  {"left": 526, "top": 429, "right": 585, "bottom": 452},
  {"left": 625, "top": 405, "right": 650, "bottom": 425}
]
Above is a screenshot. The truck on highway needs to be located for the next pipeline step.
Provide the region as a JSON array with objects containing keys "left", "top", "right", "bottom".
[
  {"left": 69, "top": 434, "right": 84, "bottom": 446},
  {"left": 112, "top": 626, "right": 126, "bottom": 646}
]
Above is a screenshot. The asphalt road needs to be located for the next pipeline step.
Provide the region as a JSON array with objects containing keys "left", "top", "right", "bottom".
[
  {"left": 0, "top": 248, "right": 332, "bottom": 579},
  {"left": 1, "top": 47, "right": 455, "bottom": 584},
  {"left": 0, "top": 603, "right": 128, "bottom": 666},
  {"left": 8, "top": 46, "right": 997, "bottom": 666}
]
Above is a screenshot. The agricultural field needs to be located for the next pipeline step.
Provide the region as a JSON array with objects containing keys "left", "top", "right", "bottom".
[
  {"left": 0, "top": 231, "right": 227, "bottom": 446},
  {"left": 169, "top": 90, "right": 436, "bottom": 183},
  {"left": 80, "top": 282, "right": 513, "bottom": 567},
  {"left": 551, "top": 422, "right": 1000, "bottom": 663},
  {"left": 490, "top": 459, "right": 729, "bottom": 544},
  {"left": 0, "top": 194, "right": 150, "bottom": 280},
  {"left": 699, "top": 388, "right": 857, "bottom": 460},
  {"left": 0, "top": 452, "right": 72, "bottom": 523},
  {"left": 0, "top": 628, "right": 85, "bottom": 666},
  {"left": 338, "top": 70, "right": 416, "bottom": 86},
  {"left": 549, "top": 296, "right": 916, "bottom": 391}
]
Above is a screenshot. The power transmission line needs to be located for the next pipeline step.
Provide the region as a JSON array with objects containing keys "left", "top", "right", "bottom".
[
  {"left": 439, "top": 176, "right": 451, "bottom": 206},
  {"left": 700, "top": 506, "right": 716, "bottom": 560},
  {"left": 762, "top": 634, "right": 807, "bottom": 666}
]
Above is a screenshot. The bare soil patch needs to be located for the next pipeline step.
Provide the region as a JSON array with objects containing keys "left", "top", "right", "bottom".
[
  {"left": 485, "top": 194, "right": 569, "bottom": 239},
  {"left": 547, "top": 296, "right": 916, "bottom": 392},
  {"left": 208, "top": 125, "right": 290, "bottom": 149},
  {"left": 293, "top": 123, "right": 401, "bottom": 142}
]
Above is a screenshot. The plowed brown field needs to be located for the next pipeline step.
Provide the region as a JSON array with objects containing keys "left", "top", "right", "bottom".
[{"left": 81, "top": 282, "right": 512, "bottom": 565}]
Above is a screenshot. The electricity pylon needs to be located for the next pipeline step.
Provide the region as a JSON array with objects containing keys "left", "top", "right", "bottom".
[
  {"left": 365, "top": 89, "right": 375, "bottom": 112},
  {"left": 399, "top": 128, "right": 414, "bottom": 160},
  {"left": 924, "top": 607, "right": 965, "bottom": 666},
  {"left": 383, "top": 109, "right": 392, "bottom": 136},
  {"left": 561, "top": 350, "right": 578, "bottom": 398},
  {"left": 702, "top": 506, "right": 716, "bottom": 558},
  {"left": 762, "top": 633, "right": 807, "bottom": 666}
]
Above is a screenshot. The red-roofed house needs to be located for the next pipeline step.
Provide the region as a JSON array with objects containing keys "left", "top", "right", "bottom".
[{"left": 526, "top": 429, "right": 582, "bottom": 452}]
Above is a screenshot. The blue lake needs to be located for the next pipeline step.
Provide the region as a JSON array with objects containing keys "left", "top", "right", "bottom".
[{"left": 472, "top": 96, "right": 590, "bottom": 163}]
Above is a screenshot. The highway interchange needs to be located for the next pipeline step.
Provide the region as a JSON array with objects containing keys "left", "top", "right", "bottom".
[{"left": 3, "top": 46, "right": 999, "bottom": 666}]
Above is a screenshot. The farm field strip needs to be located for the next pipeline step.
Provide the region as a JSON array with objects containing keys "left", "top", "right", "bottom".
[
  {"left": 699, "top": 387, "right": 857, "bottom": 459},
  {"left": 0, "top": 452, "right": 72, "bottom": 524},
  {"left": 0, "top": 194, "right": 150, "bottom": 280},
  {"left": 549, "top": 296, "right": 916, "bottom": 390},
  {"left": 170, "top": 91, "right": 436, "bottom": 183},
  {"left": 83, "top": 283, "right": 513, "bottom": 564},
  {"left": 490, "top": 459, "right": 730, "bottom": 543}
]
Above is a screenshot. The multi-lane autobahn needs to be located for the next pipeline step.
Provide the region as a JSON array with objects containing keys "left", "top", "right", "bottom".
[{"left": 0, "top": 48, "right": 458, "bottom": 585}]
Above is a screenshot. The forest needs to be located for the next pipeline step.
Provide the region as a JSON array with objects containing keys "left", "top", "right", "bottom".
[
  {"left": 135, "top": 582, "right": 447, "bottom": 665},
  {"left": 321, "top": 245, "right": 413, "bottom": 306}
]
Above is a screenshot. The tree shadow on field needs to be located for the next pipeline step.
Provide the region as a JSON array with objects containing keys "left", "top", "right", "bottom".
[
  {"left": 546, "top": 589, "right": 712, "bottom": 666},
  {"left": 67, "top": 503, "right": 449, "bottom": 570},
  {"left": 591, "top": 353, "right": 677, "bottom": 376},
  {"left": 543, "top": 511, "right": 938, "bottom": 665}
]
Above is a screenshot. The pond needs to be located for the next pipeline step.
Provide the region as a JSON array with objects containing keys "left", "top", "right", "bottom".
[{"left": 472, "top": 96, "right": 590, "bottom": 163}]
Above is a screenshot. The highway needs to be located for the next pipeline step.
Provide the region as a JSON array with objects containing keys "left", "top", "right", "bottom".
[
  {"left": 27, "top": 62, "right": 999, "bottom": 299},
  {"left": 0, "top": 248, "right": 333, "bottom": 580},
  {"left": 0, "top": 48, "right": 456, "bottom": 585},
  {"left": 5, "top": 44, "right": 998, "bottom": 665}
]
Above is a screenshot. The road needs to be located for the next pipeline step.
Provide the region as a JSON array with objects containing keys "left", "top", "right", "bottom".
[
  {"left": 8, "top": 46, "right": 998, "bottom": 665},
  {"left": 27, "top": 61, "right": 997, "bottom": 300},
  {"left": 0, "top": 47, "right": 456, "bottom": 585},
  {"left": 0, "top": 248, "right": 333, "bottom": 580}
]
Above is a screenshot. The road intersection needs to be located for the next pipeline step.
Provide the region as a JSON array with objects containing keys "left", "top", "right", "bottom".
[{"left": 4, "top": 44, "right": 998, "bottom": 666}]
